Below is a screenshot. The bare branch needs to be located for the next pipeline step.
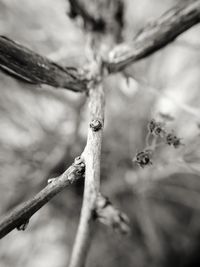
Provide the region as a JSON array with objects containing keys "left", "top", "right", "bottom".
[
  {"left": 0, "top": 157, "right": 85, "bottom": 239},
  {"left": 68, "top": 66, "right": 105, "bottom": 267},
  {"left": 0, "top": 36, "right": 87, "bottom": 92},
  {"left": 107, "top": 0, "right": 200, "bottom": 72}
]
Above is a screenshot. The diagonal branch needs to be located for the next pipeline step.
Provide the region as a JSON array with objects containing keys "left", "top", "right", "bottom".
[
  {"left": 107, "top": 0, "right": 200, "bottom": 72},
  {"left": 68, "top": 65, "right": 105, "bottom": 267},
  {"left": 0, "top": 157, "right": 85, "bottom": 239},
  {"left": 0, "top": 36, "right": 87, "bottom": 92},
  {"left": 1, "top": 1, "right": 200, "bottom": 90}
]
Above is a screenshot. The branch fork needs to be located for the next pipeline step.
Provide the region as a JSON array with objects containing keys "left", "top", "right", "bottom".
[{"left": 1, "top": 0, "right": 200, "bottom": 265}]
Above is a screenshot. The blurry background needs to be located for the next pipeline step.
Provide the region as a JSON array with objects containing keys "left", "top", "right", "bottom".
[{"left": 0, "top": 0, "right": 200, "bottom": 266}]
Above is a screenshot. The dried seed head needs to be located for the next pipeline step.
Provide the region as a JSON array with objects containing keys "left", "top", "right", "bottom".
[
  {"left": 133, "top": 150, "right": 153, "bottom": 168},
  {"left": 148, "top": 119, "right": 165, "bottom": 137},
  {"left": 148, "top": 119, "right": 156, "bottom": 133},
  {"left": 166, "top": 133, "right": 182, "bottom": 148}
]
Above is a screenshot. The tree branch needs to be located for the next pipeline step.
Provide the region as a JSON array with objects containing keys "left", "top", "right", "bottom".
[
  {"left": 0, "top": 157, "right": 85, "bottom": 239},
  {"left": 1, "top": 1, "right": 200, "bottom": 90},
  {"left": 68, "top": 65, "right": 105, "bottom": 267},
  {"left": 0, "top": 36, "right": 87, "bottom": 92},
  {"left": 107, "top": 0, "right": 200, "bottom": 72},
  {"left": 68, "top": 0, "right": 105, "bottom": 31}
]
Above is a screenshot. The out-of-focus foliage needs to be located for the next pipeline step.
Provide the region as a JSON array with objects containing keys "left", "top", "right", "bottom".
[{"left": 1, "top": 0, "right": 200, "bottom": 267}]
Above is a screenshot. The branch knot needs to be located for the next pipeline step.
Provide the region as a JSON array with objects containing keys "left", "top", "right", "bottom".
[{"left": 89, "top": 119, "right": 103, "bottom": 131}]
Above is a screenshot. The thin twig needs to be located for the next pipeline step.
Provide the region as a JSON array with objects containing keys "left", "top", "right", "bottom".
[
  {"left": 0, "top": 157, "right": 85, "bottom": 239},
  {"left": 68, "top": 65, "right": 105, "bottom": 267}
]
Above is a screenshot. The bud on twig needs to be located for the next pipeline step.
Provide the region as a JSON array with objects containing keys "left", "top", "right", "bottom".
[{"left": 95, "top": 194, "right": 130, "bottom": 235}]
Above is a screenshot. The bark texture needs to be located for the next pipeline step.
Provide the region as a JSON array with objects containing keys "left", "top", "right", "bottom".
[
  {"left": 107, "top": 0, "right": 200, "bottom": 72},
  {"left": 0, "top": 36, "right": 87, "bottom": 92}
]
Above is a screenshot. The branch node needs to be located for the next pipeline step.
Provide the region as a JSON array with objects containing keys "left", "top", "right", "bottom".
[
  {"left": 47, "top": 178, "right": 57, "bottom": 184},
  {"left": 89, "top": 119, "right": 103, "bottom": 132},
  {"left": 95, "top": 194, "right": 130, "bottom": 235},
  {"left": 0, "top": 156, "right": 85, "bottom": 239}
]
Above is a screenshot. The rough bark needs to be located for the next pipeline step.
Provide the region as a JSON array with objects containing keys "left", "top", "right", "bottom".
[
  {"left": 107, "top": 0, "right": 200, "bottom": 72},
  {"left": 0, "top": 36, "right": 87, "bottom": 92}
]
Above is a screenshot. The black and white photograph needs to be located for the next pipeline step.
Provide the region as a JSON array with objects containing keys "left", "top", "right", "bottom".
[{"left": 0, "top": 1, "right": 200, "bottom": 266}]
